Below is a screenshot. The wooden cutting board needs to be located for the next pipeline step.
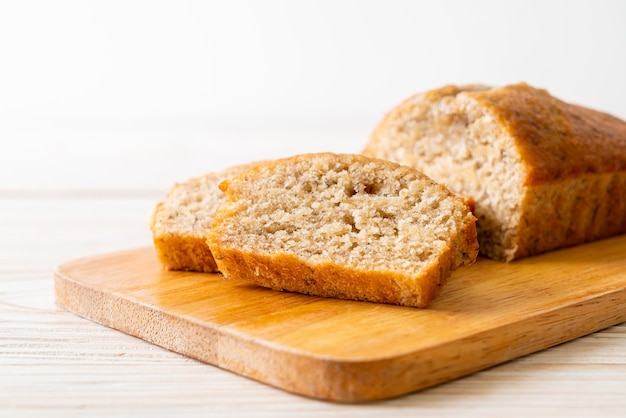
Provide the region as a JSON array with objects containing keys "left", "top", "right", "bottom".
[{"left": 54, "top": 235, "right": 626, "bottom": 402}]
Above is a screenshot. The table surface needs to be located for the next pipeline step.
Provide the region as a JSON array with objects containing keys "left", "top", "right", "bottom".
[{"left": 2, "top": 122, "right": 626, "bottom": 417}]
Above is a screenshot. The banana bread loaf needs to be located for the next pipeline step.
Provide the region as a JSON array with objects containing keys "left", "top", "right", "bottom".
[{"left": 363, "top": 83, "right": 626, "bottom": 261}]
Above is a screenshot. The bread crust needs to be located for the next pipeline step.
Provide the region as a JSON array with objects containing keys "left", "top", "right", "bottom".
[
  {"left": 209, "top": 246, "right": 452, "bottom": 308},
  {"left": 152, "top": 230, "right": 219, "bottom": 273}
]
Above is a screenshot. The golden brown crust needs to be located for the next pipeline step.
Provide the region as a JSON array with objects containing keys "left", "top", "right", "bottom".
[
  {"left": 514, "top": 171, "right": 626, "bottom": 260},
  {"left": 152, "top": 233, "right": 219, "bottom": 273},
  {"left": 472, "top": 83, "right": 626, "bottom": 185},
  {"left": 209, "top": 238, "right": 454, "bottom": 308}
]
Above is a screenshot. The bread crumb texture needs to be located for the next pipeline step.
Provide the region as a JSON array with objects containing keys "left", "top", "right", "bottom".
[
  {"left": 364, "top": 83, "right": 626, "bottom": 261},
  {"left": 208, "top": 153, "right": 478, "bottom": 308},
  {"left": 150, "top": 162, "right": 260, "bottom": 272}
]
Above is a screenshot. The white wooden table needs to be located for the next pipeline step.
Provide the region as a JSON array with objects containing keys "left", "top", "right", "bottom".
[{"left": 2, "top": 122, "right": 625, "bottom": 417}]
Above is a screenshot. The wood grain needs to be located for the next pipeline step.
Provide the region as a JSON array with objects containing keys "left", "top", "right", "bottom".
[{"left": 54, "top": 234, "right": 626, "bottom": 402}]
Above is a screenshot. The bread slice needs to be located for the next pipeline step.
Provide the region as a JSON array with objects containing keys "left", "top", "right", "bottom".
[
  {"left": 207, "top": 153, "right": 478, "bottom": 308},
  {"left": 364, "top": 83, "right": 626, "bottom": 261},
  {"left": 150, "top": 163, "right": 259, "bottom": 272}
]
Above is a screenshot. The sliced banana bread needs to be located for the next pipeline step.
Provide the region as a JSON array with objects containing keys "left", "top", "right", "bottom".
[
  {"left": 150, "top": 163, "right": 259, "bottom": 272},
  {"left": 208, "top": 153, "right": 478, "bottom": 307}
]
